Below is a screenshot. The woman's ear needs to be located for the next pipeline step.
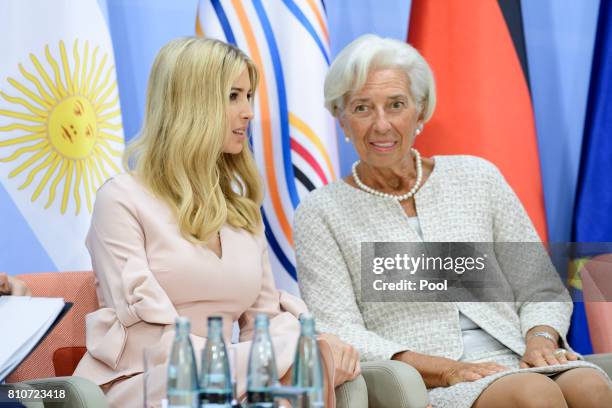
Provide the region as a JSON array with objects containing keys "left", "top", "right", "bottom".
[
  {"left": 337, "top": 109, "right": 348, "bottom": 133},
  {"left": 337, "top": 111, "right": 352, "bottom": 143}
]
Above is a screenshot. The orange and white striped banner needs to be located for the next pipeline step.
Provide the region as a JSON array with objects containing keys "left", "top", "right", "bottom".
[{"left": 197, "top": 0, "right": 339, "bottom": 293}]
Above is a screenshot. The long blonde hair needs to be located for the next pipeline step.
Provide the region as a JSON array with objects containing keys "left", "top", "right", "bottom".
[{"left": 124, "top": 37, "right": 263, "bottom": 243}]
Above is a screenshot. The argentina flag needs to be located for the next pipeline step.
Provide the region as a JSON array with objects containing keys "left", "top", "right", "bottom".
[
  {"left": 0, "top": 0, "right": 125, "bottom": 274},
  {"left": 197, "top": 0, "right": 340, "bottom": 294}
]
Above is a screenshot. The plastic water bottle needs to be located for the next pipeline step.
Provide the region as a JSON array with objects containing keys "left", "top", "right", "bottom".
[
  {"left": 246, "top": 314, "right": 278, "bottom": 407},
  {"left": 167, "top": 317, "right": 199, "bottom": 408},
  {"left": 292, "top": 314, "right": 324, "bottom": 407},
  {"left": 199, "top": 316, "right": 232, "bottom": 407}
]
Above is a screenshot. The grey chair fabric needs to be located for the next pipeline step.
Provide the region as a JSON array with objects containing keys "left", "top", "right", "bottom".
[
  {"left": 336, "top": 374, "right": 369, "bottom": 408},
  {"left": 585, "top": 353, "right": 612, "bottom": 378},
  {"left": 334, "top": 360, "right": 430, "bottom": 408},
  {"left": 361, "top": 360, "right": 429, "bottom": 408},
  {"left": 20, "top": 377, "right": 107, "bottom": 408}
]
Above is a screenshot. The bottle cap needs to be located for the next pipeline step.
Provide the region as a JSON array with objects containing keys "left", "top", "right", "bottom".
[
  {"left": 299, "top": 312, "right": 313, "bottom": 321},
  {"left": 254, "top": 313, "right": 269, "bottom": 327},
  {"left": 175, "top": 316, "right": 191, "bottom": 334},
  {"left": 176, "top": 316, "right": 191, "bottom": 325}
]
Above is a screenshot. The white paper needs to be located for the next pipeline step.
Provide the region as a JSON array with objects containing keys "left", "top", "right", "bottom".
[{"left": 0, "top": 296, "right": 65, "bottom": 381}]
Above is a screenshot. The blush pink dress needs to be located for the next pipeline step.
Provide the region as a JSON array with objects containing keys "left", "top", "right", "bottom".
[{"left": 73, "top": 174, "right": 336, "bottom": 407}]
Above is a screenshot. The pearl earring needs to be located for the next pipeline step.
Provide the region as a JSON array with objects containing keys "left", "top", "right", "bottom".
[
  {"left": 415, "top": 124, "right": 423, "bottom": 136},
  {"left": 344, "top": 136, "right": 350, "bottom": 143}
]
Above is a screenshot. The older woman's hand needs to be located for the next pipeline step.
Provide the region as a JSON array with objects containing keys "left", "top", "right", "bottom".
[
  {"left": 393, "top": 350, "right": 508, "bottom": 388},
  {"left": 0, "top": 273, "right": 31, "bottom": 296},
  {"left": 442, "top": 360, "right": 508, "bottom": 386},
  {"left": 318, "top": 332, "right": 361, "bottom": 387},
  {"left": 520, "top": 331, "right": 578, "bottom": 368}
]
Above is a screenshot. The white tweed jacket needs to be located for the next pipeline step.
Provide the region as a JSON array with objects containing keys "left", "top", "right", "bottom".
[{"left": 294, "top": 155, "right": 573, "bottom": 362}]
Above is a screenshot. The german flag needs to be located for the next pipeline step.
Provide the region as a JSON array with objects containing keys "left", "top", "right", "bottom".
[{"left": 409, "top": 0, "right": 548, "bottom": 241}]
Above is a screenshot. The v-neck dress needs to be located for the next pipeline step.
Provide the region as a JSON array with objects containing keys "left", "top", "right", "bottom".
[
  {"left": 294, "top": 155, "right": 610, "bottom": 408},
  {"left": 73, "top": 174, "right": 336, "bottom": 407}
]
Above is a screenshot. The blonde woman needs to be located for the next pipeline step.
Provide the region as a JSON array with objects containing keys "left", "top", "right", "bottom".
[{"left": 73, "top": 37, "right": 361, "bottom": 407}]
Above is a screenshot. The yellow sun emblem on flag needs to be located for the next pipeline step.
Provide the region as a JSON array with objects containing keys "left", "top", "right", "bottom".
[{"left": 0, "top": 40, "right": 123, "bottom": 215}]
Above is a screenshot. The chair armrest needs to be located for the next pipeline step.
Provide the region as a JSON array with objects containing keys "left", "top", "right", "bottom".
[
  {"left": 361, "top": 360, "right": 429, "bottom": 408},
  {"left": 584, "top": 353, "right": 612, "bottom": 378},
  {"left": 22, "top": 376, "right": 107, "bottom": 408},
  {"left": 335, "top": 374, "right": 368, "bottom": 408}
]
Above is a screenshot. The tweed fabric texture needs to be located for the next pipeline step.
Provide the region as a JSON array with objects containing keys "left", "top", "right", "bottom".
[{"left": 294, "top": 155, "right": 610, "bottom": 407}]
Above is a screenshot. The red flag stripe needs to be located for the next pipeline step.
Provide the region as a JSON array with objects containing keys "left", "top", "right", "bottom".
[
  {"left": 409, "top": 0, "right": 548, "bottom": 241},
  {"left": 290, "top": 137, "right": 329, "bottom": 185}
]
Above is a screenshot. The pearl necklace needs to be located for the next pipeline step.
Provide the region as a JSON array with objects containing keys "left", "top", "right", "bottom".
[{"left": 351, "top": 148, "right": 423, "bottom": 201}]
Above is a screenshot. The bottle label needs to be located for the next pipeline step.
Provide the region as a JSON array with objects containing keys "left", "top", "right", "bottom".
[
  {"left": 200, "top": 391, "right": 232, "bottom": 404},
  {"left": 246, "top": 390, "right": 273, "bottom": 403}
]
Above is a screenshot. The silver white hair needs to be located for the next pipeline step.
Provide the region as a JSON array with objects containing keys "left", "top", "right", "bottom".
[{"left": 324, "top": 34, "right": 436, "bottom": 122}]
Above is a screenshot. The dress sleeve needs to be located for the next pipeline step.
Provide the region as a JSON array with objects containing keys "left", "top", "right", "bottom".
[
  {"left": 488, "top": 164, "right": 573, "bottom": 349},
  {"left": 294, "top": 200, "right": 409, "bottom": 362},
  {"left": 84, "top": 179, "right": 178, "bottom": 370}
]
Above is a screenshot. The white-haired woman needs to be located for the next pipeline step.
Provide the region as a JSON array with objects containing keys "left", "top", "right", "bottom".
[
  {"left": 73, "top": 37, "right": 361, "bottom": 407},
  {"left": 294, "top": 34, "right": 612, "bottom": 408}
]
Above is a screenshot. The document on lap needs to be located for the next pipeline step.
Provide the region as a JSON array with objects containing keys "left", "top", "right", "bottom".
[{"left": 0, "top": 296, "right": 66, "bottom": 381}]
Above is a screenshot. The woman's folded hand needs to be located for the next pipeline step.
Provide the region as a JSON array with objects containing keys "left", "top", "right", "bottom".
[
  {"left": 520, "top": 335, "right": 578, "bottom": 368},
  {"left": 441, "top": 360, "right": 508, "bottom": 386},
  {"left": 393, "top": 350, "right": 508, "bottom": 388},
  {"left": 318, "top": 332, "right": 361, "bottom": 387}
]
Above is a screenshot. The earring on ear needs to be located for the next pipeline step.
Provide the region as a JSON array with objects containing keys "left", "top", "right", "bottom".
[
  {"left": 344, "top": 136, "right": 350, "bottom": 143},
  {"left": 415, "top": 124, "right": 424, "bottom": 136}
]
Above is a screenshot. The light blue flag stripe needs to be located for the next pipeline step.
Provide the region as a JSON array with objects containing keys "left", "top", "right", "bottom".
[{"left": 0, "top": 183, "right": 56, "bottom": 275}]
